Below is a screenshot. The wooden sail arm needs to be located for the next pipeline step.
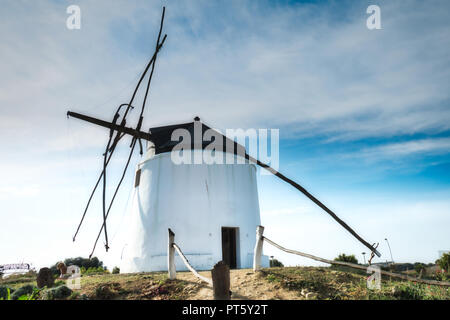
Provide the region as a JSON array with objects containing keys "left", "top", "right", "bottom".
[{"left": 67, "top": 111, "right": 152, "bottom": 141}]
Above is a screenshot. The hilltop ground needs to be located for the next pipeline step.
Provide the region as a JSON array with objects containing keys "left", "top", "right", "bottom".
[{"left": 1, "top": 267, "right": 449, "bottom": 300}]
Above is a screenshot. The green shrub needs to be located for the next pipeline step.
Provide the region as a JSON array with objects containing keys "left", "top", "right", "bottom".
[
  {"left": 54, "top": 280, "right": 66, "bottom": 286},
  {"left": 270, "top": 259, "right": 284, "bottom": 268},
  {"left": 436, "top": 253, "right": 450, "bottom": 273},
  {"left": 334, "top": 254, "right": 358, "bottom": 264},
  {"left": 94, "top": 284, "right": 117, "bottom": 300},
  {"left": 11, "top": 285, "right": 34, "bottom": 300},
  {"left": 82, "top": 266, "right": 109, "bottom": 275},
  {"left": 0, "top": 286, "right": 13, "bottom": 300},
  {"left": 414, "top": 263, "right": 426, "bottom": 275},
  {"left": 392, "top": 283, "right": 426, "bottom": 300},
  {"left": 43, "top": 285, "right": 73, "bottom": 300},
  {"left": 112, "top": 267, "right": 120, "bottom": 274},
  {"left": 50, "top": 257, "right": 105, "bottom": 276}
]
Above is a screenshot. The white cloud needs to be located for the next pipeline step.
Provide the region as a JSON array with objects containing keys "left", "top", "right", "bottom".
[
  {"left": 337, "top": 137, "right": 450, "bottom": 163},
  {"left": 362, "top": 138, "right": 450, "bottom": 158}
]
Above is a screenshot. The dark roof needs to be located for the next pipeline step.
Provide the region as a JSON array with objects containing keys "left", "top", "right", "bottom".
[{"left": 148, "top": 119, "right": 247, "bottom": 155}]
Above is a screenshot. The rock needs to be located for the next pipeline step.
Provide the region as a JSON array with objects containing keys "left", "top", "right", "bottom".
[
  {"left": 36, "top": 267, "right": 54, "bottom": 288},
  {"left": 306, "top": 292, "right": 317, "bottom": 300},
  {"left": 57, "top": 262, "right": 67, "bottom": 278},
  {"left": 94, "top": 284, "right": 117, "bottom": 300},
  {"left": 11, "top": 285, "right": 34, "bottom": 300},
  {"left": 301, "top": 289, "right": 308, "bottom": 296},
  {"left": 43, "top": 285, "right": 72, "bottom": 300},
  {"left": 0, "top": 286, "right": 14, "bottom": 300}
]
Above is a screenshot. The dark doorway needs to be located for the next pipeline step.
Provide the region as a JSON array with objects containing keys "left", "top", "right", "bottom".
[{"left": 221, "top": 227, "right": 237, "bottom": 269}]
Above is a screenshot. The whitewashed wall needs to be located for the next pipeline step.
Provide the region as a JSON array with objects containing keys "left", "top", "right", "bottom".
[{"left": 119, "top": 150, "right": 269, "bottom": 272}]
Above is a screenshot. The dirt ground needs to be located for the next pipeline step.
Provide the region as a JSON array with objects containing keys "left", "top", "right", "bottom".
[{"left": 177, "top": 268, "right": 301, "bottom": 300}]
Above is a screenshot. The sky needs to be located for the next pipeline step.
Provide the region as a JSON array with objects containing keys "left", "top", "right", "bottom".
[{"left": 0, "top": 0, "right": 449, "bottom": 271}]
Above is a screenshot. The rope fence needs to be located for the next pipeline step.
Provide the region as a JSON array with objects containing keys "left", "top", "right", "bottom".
[
  {"left": 172, "top": 243, "right": 213, "bottom": 286},
  {"left": 167, "top": 228, "right": 213, "bottom": 286},
  {"left": 254, "top": 226, "right": 450, "bottom": 287}
]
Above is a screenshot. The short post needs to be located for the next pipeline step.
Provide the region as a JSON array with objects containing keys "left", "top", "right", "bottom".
[
  {"left": 168, "top": 228, "right": 176, "bottom": 280},
  {"left": 253, "top": 225, "right": 264, "bottom": 272},
  {"left": 211, "top": 261, "right": 231, "bottom": 300}
]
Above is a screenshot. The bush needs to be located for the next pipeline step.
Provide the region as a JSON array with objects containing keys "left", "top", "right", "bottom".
[
  {"left": 11, "top": 285, "right": 34, "bottom": 300},
  {"left": 392, "top": 283, "right": 427, "bottom": 300},
  {"left": 94, "top": 284, "right": 117, "bottom": 300},
  {"left": 43, "top": 285, "right": 73, "bottom": 300},
  {"left": 112, "top": 267, "right": 120, "bottom": 274},
  {"left": 334, "top": 254, "right": 358, "bottom": 264},
  {"left": 414, "top": 263, "right": 426, "bottom": 275},
  {"left": 50, "top": 257, "right": 105, "bottom": 276},
  {"left": 82, "top": 266, "right": 109, "bottom": 275},
  {"left": 0, "top": 286, "right": 14, "bottom": 300},
  {"left": 436, "top": 253, "right": 450, "bottom": 273},
  {"left": 270, "top": 259, "right": 284, "bottom": 268}
]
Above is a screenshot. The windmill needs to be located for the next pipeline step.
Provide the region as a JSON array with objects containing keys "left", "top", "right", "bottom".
[{"left": 67, "top": 7, "right": 380, "bottom": 271}]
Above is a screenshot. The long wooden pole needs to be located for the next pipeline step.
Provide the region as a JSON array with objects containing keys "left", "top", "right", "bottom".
[
  {"left": 263, "top": 236, "right": 450, "bottom": 287},
  {"left": 168, "top": 228, "right": 176, "bottom": 280},
  {"left": 253, "top": 226, "right": 265, "bottom": 271}
]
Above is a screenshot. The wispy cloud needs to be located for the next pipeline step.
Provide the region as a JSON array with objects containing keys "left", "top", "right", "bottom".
[
  {"left": 1, "top": 0, "right": 450, "bottom": 146},
  {"left": 339, "top": 138, "right": 450, "bottom": 163}
]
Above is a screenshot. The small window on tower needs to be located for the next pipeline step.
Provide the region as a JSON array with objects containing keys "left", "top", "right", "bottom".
[{"left": 135, "top": 169, "right": 141, "bottom": 187}]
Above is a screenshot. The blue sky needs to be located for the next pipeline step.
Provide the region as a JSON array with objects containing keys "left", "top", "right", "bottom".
[{"left": 0, "top": 0, "right": 449, "bottom": 270}]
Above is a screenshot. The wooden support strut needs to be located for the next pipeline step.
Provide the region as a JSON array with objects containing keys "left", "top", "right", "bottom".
[
  {"left": 67, "top": 111, "right": 152, "bottom": 141},
  {"left": 253, "top": 225, "right": 265, "bottom": 271},
  {"left": 168, "top": 228, "right": 176, "bottom": 280},
  {"left": 167, "top": 228, "right": 177, "bottom": 280},
  {"left": 211, "top": 261, "right": 231, "bottom": 300}
]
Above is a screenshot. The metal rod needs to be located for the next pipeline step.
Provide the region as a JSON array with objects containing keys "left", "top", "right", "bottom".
[{"left": 385, "top": 238, "right": 394, "bottom": 263}]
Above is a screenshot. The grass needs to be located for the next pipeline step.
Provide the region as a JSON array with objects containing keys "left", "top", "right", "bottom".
[
  {"left": 259, "top": 266, "right": 450, "bottom": 300},
  {"left": 77, "top": 272, "right": 194, "bottom": 300},
  {"left": 1, "top": 267, "right": 449, "bottom": 300}
]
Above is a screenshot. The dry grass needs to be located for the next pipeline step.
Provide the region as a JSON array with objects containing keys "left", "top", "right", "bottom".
[{"left": 2, "top": 267, "right": 449, "bottom": 300}]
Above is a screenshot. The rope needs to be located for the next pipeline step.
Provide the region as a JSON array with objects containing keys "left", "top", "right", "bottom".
[
  {"left": 245, "top": 153, "right": 381, "bottom": 257},
  {"left": 172, "top": 243, "right": 213, "bottom": 286},
  {"left": 71, "top": 7, "right": 167, "bottom": 254},
  {"left": 262, "top": 236, "right": 450, "bottom": 287}
]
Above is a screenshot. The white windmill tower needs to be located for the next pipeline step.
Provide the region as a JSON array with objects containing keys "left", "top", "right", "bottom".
[{"left": 119, "top": 119, "right": 270, "bottom": 272}]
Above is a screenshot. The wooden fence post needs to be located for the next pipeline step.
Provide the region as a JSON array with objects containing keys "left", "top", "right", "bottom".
[
  {"left": 211, "top": 261, "right": 231, "bottom": 300},
  {"left": 253, "top": 225, "right": 264, "bottom": 272},
  {"left": 168, "top": 228, "right": 176, "bottom": 280}
]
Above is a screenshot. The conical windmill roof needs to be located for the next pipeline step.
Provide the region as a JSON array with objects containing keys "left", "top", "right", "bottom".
[{"left": 149, "top": 118, "right": 247, "bottom": 156}]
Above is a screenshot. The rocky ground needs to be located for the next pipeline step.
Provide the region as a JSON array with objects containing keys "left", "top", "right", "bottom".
[{"left": 1, "top": 267, "right": 449, "bottom": 300}]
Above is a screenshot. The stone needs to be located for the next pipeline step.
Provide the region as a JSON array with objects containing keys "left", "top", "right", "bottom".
[
  {"left": 57, "top": 262, "right": 67, "bottom": 278},
  {"left": 43, "top": 285, "right": 72, "bottom": 300},
  {"left": 306, "top": 292, "right": 317, "bottom": 300},
  {"left": 36, "top": 267, "right": 54, "bottom": 288}
]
